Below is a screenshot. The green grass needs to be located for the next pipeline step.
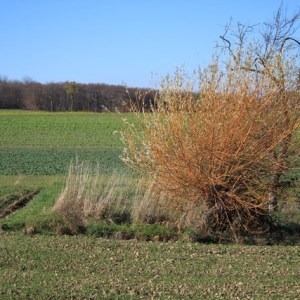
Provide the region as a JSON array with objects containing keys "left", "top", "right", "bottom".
[
  {"left": 0, "top": 175, "right": 62, "bottom": 188},
  {"left": 0, "top": 110, "right": 135, "bottom": 176},
  {"left": 0, "top": 147, "right": 123, "bottom": 175},
  {"left": 0, "top": 110, "right": 134, "bottom": 233},
  {"left": 0, "top": 184, "right": 62, "bottom": 233},
  {"left": 0, "top": 232, "right": 299, "bottom": 299},
  {"left": 0, "top": 110, "right": 125, "bottom": 148}
]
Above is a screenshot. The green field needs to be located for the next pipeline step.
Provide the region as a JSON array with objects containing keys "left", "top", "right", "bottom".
[
  {"left": 0, "top": 110, "right": 300, "bottom": 299},
  {"left": 0, "top": 110, "right": 131, "bottom": 175},
  {"left": 0, "top": 110, "right": 136, "bottom": 234},
  {"left": 0, "top": 232, "right": 299, "bottom": 299}
]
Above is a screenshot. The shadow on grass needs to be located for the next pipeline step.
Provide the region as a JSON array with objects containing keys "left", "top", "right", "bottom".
[
  {"left": 265, "top": 222, "right": 300, "bottom": 245},
  {"left": 2, "top": 219, "right": 300, "bottom": 245},
  {"left": 1, "top": 189, "right": 299, "bottom": 245},
  {"left": 188, "top": 222, "right": 300, "bottom": 245}
]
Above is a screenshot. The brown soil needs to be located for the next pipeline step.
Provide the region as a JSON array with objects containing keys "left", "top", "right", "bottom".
[{"left": 0, "top": 189, "right": 40, "bottom": 218}]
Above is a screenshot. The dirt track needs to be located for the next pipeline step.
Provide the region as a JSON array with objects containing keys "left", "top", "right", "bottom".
[{"left": 0, "top": 189, "right": 40, "bottom": 218}]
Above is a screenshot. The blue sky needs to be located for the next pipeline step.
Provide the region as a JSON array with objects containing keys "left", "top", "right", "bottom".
[{"left": 0, "top": 0, "right": 299, "bottom": 87}]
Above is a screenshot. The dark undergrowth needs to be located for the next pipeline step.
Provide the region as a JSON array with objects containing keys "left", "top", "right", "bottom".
[{"left": 0, "top": 186, "right": 300, "bottom": 245}]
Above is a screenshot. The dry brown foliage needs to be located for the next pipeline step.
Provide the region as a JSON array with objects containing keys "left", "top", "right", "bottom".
[{"left": 122, "top": 62, "right": 300, "bottom": 234}]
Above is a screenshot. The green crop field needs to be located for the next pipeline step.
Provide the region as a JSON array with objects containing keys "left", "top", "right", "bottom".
[
  {"left": 0, "top": 109, "right": 141, "bottom": 229},
  {"left": 0, "top": 110, "right": 300, "bottom": 299},
  {"left": 0, "top": 110, "right": 133, "bottom": 176},
  {"left": 0, "top": 110, "right": 124, "bottom": 148},
  {"left": 1, "top": 232, "right": 299, "bottom": 299},
  {"left": 0, "top": 109, "right": 137, "bottom": 234}
]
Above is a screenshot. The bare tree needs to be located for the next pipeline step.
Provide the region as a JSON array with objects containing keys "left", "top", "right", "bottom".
[
  {"left": 64, "top": 81, "right": 80, "bottom": 112},
  {"left": 219, "top": 2, "right": 300, "bottom": 212}
]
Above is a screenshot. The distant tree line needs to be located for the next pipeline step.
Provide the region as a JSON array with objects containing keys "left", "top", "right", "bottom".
[{"left": 0, "top": 78, "right": 155, "bottom": 112}]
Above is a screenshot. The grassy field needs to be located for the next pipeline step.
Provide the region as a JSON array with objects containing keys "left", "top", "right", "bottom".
[
  {"left": 0, "top": 110, "right": 131, "bottom": 175},
  {"left": 0, "top": 110, "right": 300, "bottom": 299},
  {"left": 0, "top": 110, "right": 124, "bottom": 148},
  {"left": 1, "top": 232, "right": 299, "bottom": 299},
  {"left": 0, "top": 110, "right": 136, "bottom": 234}
]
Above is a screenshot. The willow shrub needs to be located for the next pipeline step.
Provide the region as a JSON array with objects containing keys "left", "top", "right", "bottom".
[{"left": 121, "top": 64, "right": 300, "bottom": 236}]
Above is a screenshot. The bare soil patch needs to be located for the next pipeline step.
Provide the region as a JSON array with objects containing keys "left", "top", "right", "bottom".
[{"left": 0, "top": 189, "right": 40, "bottom": 218}]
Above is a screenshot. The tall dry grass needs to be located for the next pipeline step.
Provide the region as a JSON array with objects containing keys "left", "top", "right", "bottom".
[
  {"left": 52, "top": 158, "right": 189, "bottom": 231},
  {"left": 52, "top": 159, "right": 135, "bottom": 228}
]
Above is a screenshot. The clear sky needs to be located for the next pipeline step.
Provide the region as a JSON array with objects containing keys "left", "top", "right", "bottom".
[{"left": 0, "top": 0, "right": 299, "bottom": 88}]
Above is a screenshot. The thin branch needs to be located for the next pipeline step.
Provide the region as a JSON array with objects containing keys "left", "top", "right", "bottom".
[{"left": 279, "top": 37, "right": 300, "bottom": 54}]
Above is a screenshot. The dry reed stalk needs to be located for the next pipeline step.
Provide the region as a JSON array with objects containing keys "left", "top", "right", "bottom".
[{"left": 52, "top": 159, "right": 139, "bottom": 227}]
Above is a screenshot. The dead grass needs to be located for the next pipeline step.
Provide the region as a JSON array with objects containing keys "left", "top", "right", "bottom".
[
  {"left": 52, "top": 158, "right": 212, "bottom": 234},
  {"left": 52, "top": 159, "right": 135, "bottom": 228}
]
